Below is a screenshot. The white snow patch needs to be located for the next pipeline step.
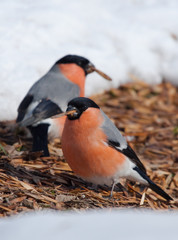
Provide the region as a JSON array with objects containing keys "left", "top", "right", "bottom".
[
  {"left": 0, "top": 0, "right": 178, "bottom": 120},
  {"left": 0, "top": 209, "right": 177, "bottom": 240}
]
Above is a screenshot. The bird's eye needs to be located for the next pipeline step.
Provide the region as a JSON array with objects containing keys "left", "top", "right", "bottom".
[{"left": 73, "top": 110, "right": 79, "bottom": 117}]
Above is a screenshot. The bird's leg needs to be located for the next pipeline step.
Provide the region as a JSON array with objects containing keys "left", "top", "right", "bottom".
[{"left": 110, "top": 181, "right": 116, "bottom": 198}]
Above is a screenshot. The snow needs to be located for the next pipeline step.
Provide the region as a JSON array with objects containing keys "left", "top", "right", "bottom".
[
  {"left": 0, "top": 209, "right": 177, "bottom": 240},
  {"left": 0, "top": 0, "right": 178, "bottom": 121}
]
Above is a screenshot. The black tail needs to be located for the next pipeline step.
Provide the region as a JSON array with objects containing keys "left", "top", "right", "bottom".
[
  {"left": 148, "top": 180, "right": 173, "bottom": 201},
  {"left": 134, "top": 167, "right": 173, "bottom": 201},
  {"left": 28, "top": 124, "right": 50, "bottom": 157}
]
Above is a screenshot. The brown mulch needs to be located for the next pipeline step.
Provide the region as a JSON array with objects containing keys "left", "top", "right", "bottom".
[{"left": 0, "top": 81, "right": 178, "bottom": 217}]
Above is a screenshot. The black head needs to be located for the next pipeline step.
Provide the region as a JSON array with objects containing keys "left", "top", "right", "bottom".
[
  {"left": 56, "top": 55, "right": 95, "bottom": 75},
  {"left": 66, "top": 97, "right": 100, "bottom": 120}
]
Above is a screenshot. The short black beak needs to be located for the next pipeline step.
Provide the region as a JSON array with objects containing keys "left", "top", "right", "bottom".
[{"left": 52, "top": 107, "right": 77, "bottom": 119}]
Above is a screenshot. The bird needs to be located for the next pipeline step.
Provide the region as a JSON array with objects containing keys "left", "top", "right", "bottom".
[
  {"left": 59, "top": 97, "right": 172, "bottom": 201},
  {"left": 16, "top": 55, "right": 112, "bottom": 156}
]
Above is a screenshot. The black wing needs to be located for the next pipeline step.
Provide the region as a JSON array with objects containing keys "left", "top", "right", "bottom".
[
  {"left": 20, "top": 99, "right": 62, "bottom": 127},
  {"left": 108, "top": 140, "right": 146, "bottom": 174},
  {"left": 16, "top": 95, "right": 33, "bottom": 122}
]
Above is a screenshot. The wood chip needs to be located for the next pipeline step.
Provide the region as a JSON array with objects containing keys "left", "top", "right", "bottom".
[{"left": 0, "top": 81, "right": 177, "bottom": 216}]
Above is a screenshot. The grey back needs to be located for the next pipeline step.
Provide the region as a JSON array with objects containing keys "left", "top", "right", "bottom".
[
  {"left": 100, "top": 110, "right": 127, "bottom": 149},
  {"left": 28, "top": 65, "right": 80, "bottom": 112}
]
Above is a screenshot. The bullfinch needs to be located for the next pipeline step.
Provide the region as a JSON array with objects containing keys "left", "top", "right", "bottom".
[
  {"left": 59, "top": 97, "right": 172, "bottom": 201},
  {"left": 16, "top": 55, "right": 111, "bottom": 156}
]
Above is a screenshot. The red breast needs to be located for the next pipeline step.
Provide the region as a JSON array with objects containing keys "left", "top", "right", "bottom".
[
  {"left": 58, "top": 63, "right": 86, "bottom": 97},
  {"left": 53, "top": 63, "right": 86, "bottom": 137},
  {"left": 61, "top": 108, "right": 126, "bottom": 179}
]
